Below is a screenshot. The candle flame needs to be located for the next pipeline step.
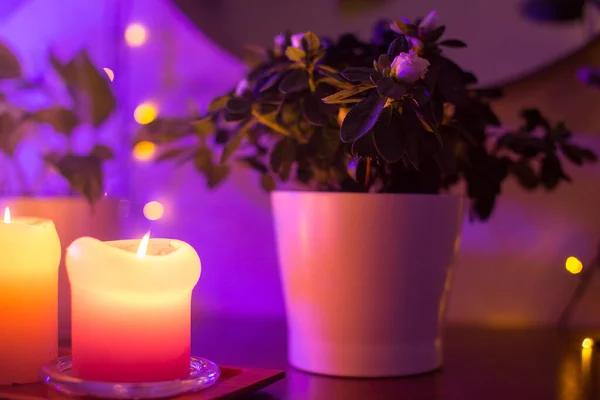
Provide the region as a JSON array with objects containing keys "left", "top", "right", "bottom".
[
  {"left": 4, "top": 207, "right": 10, "bottom": 224},
  {"left": 137, "top": 231, "right": 151, "bottom": 258}
]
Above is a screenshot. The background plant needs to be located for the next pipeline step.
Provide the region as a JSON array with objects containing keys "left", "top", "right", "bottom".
[
  {"left": 0, "top": 42, "right": 116, "bottom": 203},
  {"left": 138, "top": 11, "right": 596, "bottom": 221}
]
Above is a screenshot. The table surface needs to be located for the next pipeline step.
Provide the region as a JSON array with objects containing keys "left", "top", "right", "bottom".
[{"left": 188, "top": 315, "right": 600, "bottom": 400}]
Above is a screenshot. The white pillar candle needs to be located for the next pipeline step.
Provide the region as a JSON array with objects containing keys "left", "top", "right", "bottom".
[
  {"left": 0, "top": 208, "right": 61, "bottom": 384},
  {"left": 66, "top": 234, "right": 201, "bottom": 382}
]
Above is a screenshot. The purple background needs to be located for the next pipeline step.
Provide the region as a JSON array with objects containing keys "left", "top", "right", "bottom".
[{"left": 2, "top": 0, "right": 600, "bottom": 327}]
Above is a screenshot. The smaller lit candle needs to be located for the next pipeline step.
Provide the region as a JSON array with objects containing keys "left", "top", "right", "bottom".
[
  {"left": 0, "top": 207, "right": 61, "bottom": 384},
  {"left": 66, "top": 232, "right": 201, "bottom": 382}
]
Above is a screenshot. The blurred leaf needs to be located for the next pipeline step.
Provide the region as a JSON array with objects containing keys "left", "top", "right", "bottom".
[
  {"left": 378, "top": 54, "right": 391, "bottom": 69},
  {"left": 373, "top": 107, "right": 405, "bottom": 162},
  {"left": 270, "top": 137, "right": 296, "bottom": 179},
  {"left": 207, "top": 165, "right": 230, "bottom": 188},
  {"left": 33, "top": 107, "right": 79, "bottom": 135},
  {"left": 90, "top": 144, "right": 114, "bottom": 161},
  {"left": 279, "top": 69, "right": 309, "bottom": 93},
  {"left": 377, "top": 77, "right": 407, "bottom": 100},
  {"left": 560, "top": 143, "right": 597, "bottom": 165},
  {"left": 439, "top": 39, "right": 467, "bottom": 48},
  {"left": 194, "top": 117, "right": 216, "bottom": 138},
  {"left": 50, "top": 51, "right": 116, "bottom": 127},
  {"left": 0, "top": 42, "right": 21, "bottom": 79},
  {"left": 239, "top": 156, "right": 269, "bottom": 174},
  {"left": 208, "top": 95, "right": 230, "bottom": 112},
  {"left": 285, "top": 47, "right": 305, "bottom": 62},
  {"left": 511, "top": 159, "right": 538, "bottom": 189},
  {"left": 390, "top": 21, "right": 416, "bottom": 35},
  {"left": 261, "top": 173, "right": 276, "bottom": 191},
  {"left": 221, "top": 121, "right": 251, "bottom": 164},
  {"left": 541, "top": 154, "right": 569, "bottom": 189},
  {"left": 194, "top": 146, "right": 213, "bottom": 173},
  {"left": 52, "top": 155, "right": 103, "bottom": 204},
  {"left": 0, "top": 112, "right": 21, "bottom": 155},
  {"left": 437, "top": 57, "right": 467, "bottom": 102},
  {"left": 340, "top": 90, "right": 387, "bottom": 143},
  {"left": 155, "top": 148, "right": 188, "bottom": 162},
  {"left": 520, "top": 109, "right": 547, "bottom": 132},
  {"left": 322, "top": 84, "right": 375, "bottom": 104}
]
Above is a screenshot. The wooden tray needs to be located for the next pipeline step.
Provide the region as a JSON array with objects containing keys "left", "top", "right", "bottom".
[{"left": 0, "top": 365, "right": 285, "bottom": 400}]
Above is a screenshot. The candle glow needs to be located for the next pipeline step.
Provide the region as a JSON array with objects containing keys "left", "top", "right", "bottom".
[
  {"left": 0, "top": 212, "right": 61, "bottom": 384},
  {"left": 67, "top": 236, "right": 201, "bottom": 382}
]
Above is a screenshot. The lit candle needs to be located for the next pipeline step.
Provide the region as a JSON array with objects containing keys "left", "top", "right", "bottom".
[
  {"left": 0, "top": 207, "right": 61, "bottom": 384},
  {"left": 66, "top": 232, "right": 201, "bottom": 382}
]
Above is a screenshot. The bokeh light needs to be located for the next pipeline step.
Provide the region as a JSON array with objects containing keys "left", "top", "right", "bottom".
[
  {"left": 125, "top": 23, "right": 147, "bottom": 47},
  {"left": 143, "top": 201, "right": 164, "bottom": 221},
  {"left": 582, "top": 338, "right": 594, "bottom": 349},
  {"left": 565, "top": 256, "right": 583, "bottom": 275},
  {"left": 133, "top": 141, "right": 156, "bottom": 162},
  {"left": 134, "top": 102, "right": 158, "bottom": 125},
  {"left": 103, "top": 68, "right": 114, "bottom": 82}
]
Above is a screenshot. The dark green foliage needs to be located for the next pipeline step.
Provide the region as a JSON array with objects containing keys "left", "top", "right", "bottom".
[{"left": 140, "top": 14, "right": 596, "bottom": 221}]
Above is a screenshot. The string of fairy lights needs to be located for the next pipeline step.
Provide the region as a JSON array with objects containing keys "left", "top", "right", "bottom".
[{"left": 113, "top": 21, "right": 165, "bottom": 222}]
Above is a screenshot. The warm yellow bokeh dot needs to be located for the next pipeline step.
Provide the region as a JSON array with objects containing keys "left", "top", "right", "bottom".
[
  {"left": 125, "top": 23, "right": 147, "bottom": 47},
  {"left": 143, "top": 201, "right": 164, "bottom": 221},
  {"left": 133, "top": 141, "right": 156, "bottom": 162},
  {"left": 134, "top": 103, "right": 158, "bottom": 125},
  {"left": 582, "top": 338, "right": 594, "bottom": 349},
  {"left": 103, "top": 68, "right": 115, "bottom": 82},
  {"left": 565, "top": 256, "right": 583, "bottom": 275}
]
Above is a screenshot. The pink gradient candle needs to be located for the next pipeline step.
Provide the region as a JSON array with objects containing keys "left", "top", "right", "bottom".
[{"left": 65, "top": 234, "right": 201, "bottom": 382}]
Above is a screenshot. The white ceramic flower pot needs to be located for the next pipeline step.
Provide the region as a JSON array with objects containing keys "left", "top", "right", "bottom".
[
  {"left": 0, "top": 197, "right": 125, "bottom": 341},
  {"left": 271, "top": 191, "right": 463, "bottom": 377}
]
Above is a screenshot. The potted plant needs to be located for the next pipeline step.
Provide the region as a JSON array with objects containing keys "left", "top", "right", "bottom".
[
  {"left": 0, "top": 42, "right": 122, "bottom": 338},
  {"left": 138, "top": 11, "right": 596, "bottom": 377}
]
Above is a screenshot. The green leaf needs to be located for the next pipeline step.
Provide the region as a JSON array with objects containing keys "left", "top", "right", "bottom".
[
  {"left": 226, "top": 97, "right": 252, "bottom": 114},
  {"left": 279, "top": 69, "right": 309, "bottom": 93},
  {"left": 90, "top": 144, "right": 114, "bottom": 161},
  {"left": 341, "top": 67, "right": 375, "bottom": 83},
  {"left": 321, "top": 84, "right": 375, "bottom": 104},
  {"left": 302, "top": 91, "right": 336, "bottom": 126},
  {"left": 425, "top": 26, "right": 446, "bottom": 42},
  {"left": 303, "top": 32, "right": 320, "bottom": 52},
  {"left": 372, "top": 107, "right": 405, "bottom": 162},
  {"left": 387, "top": 37, "right": 409, "bottom": 58},
  {"left": 376, "top": 77, "right": 407, "bottom": 100},
  {"left": 238, "top": 156, "right": 269, "bottom": 174},
  {"left": 258, "top": 71, "right": 284, "bottom": 92},
  {"left": 285, "top": 46, "right": 305, "bottom": 62},
  {"left": 53, "top": 155, "right": 103, "bottom": 204},
  {"left": 0, "top": 42, "right": 21, "bottom": 79},
  {"left": 378, "top": 54, "right": 391, "bottom": 69},
  {"left": 261, "top": 173, "right": 276, "bottom": 191},
  {"left": 315, "top": 76, "right": 353, "bottom": 90},
  {"left": 437, "top": 57, "right": 467, "bottom": 102},
  {"left": 208, "top": 96, "right": 230, "bottom": 112},
  {"left": 390, "top": 21, "right": 416, "bottom": 35},
  {"left": 439, "top": 39, "right": 467, "bottom": 48},
  {"left": 50, "top": 51, "right": 116, "bottom": 127},
  {"left": 340, "top": 90, "right": 387, "bottom": 143},
  {"left": 270, "top": 137, "right": 296, "bottom": 180},
  {"left": 33, "top": 107, "right": 79, "bottom": 135}
]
